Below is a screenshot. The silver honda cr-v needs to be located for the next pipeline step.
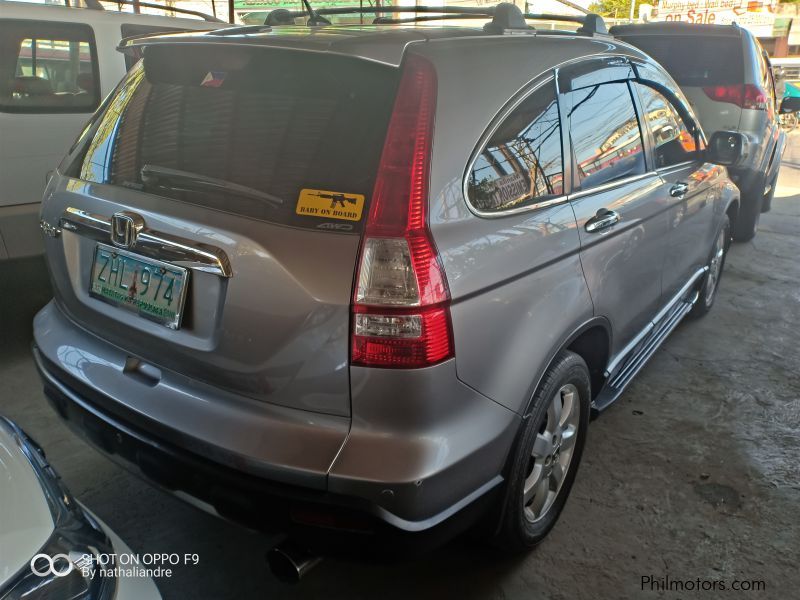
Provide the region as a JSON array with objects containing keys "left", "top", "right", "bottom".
[{"left": 33, "top": 3, "right": 743, "bottom": 560}]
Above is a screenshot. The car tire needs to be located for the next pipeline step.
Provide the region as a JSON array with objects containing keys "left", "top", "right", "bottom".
[
  {"left": 733, "top": 175, "right": 765, "bottom": 242},
  {"left": 491, "top": 351, "right": 591, "bottom": 552},
  {"left": 690, "top": 214, "right": 731, "bottom": 319}
]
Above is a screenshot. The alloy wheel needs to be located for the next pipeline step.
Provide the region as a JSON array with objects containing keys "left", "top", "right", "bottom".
[{"left": 523, "top": 383, "right": 580, "bottom": 523}]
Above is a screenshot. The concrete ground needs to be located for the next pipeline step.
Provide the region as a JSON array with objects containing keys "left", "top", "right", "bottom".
[{"left": 2, "top": 139, "right": 799, "bottom": 600}]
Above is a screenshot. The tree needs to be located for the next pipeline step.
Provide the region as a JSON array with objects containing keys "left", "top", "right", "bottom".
[{"left": 589, "top": 0, "right": 641, "bottom": 18}]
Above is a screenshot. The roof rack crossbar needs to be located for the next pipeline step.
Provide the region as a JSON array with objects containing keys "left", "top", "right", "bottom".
[
  {"left": 268, "top": 3, "right": 607, "bottom": 36},
  {"left": 373, "top": 14, "right": 490, "bottom": 25}
]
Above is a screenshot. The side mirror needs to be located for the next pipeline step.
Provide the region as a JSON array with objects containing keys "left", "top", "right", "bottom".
[
  {"left": 780, "top": 96, "right": 800, "bottom": 114},
  {"left": 706, "top": 131, "right": 746, "bottom": 167}
]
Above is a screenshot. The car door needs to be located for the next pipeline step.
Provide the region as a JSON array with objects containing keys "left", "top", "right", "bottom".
[
  {"left": 560, "top": 59, "right": 669, "bottom": 356},
  {"left": 631, "top": 80, "right": 718, "bottom": 299},
  {"left": 0, "top": 19, "right": 101, "bottom": 258}
]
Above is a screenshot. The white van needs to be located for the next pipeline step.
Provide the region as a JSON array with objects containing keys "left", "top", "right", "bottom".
[{"left": 0, "top": 1, "right": 227, "bottom": 260}]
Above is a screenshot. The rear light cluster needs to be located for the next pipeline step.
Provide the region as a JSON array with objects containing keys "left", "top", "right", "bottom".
[
  {"left": 702, "top": 84, "right": 769, "bottom": 111},
  {"left": 351, "top": 54, "right": 453, "bottom": 368}
]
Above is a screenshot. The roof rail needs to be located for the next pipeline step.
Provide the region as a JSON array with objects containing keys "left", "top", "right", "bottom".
[
  {"left": 267, "top": 3, "right": 608, "bottom": 37},
  {"left": 86, "top": 0, "right": 224, "bottom": 23}
]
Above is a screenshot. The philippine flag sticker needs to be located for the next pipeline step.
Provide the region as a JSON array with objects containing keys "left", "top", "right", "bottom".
[{"left": 200, "top": 71, "right": 226, "bottom": 88}]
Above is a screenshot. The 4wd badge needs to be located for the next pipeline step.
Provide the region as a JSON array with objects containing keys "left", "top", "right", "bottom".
[{"left": 296, "top": 189, "right": 365, "bottom": 222}]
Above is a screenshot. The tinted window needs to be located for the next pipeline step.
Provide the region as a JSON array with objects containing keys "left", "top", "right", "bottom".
[
  {"left": 467, "top": 81, "right": 563, "bottom": 212},
  {"left": 619, "top": 35, "right": 743, "bottom": 87},
  {"left": 0, "top": 20, "right": 99, "bottom": 113},
  {"left": 68, "top": 45, "right": 398, "bottom": 230},
  {"left": 635, "top": 84, "right": 698, "bottom": 168},
  {"left": 566, "top": 82, "right": 645, "bottom": 189}
]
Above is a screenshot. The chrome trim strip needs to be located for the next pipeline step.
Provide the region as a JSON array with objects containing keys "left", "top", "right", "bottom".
[
  {"left": 60, "top": 207, "right": 232, "bottom": 278},
  {"left": 657, "top": 160, "right": 696, "bottom": 176},
  {"left": 604, "top": 266, "right": 707, "bottom": 377},
  {"left": 567, "top": 171, "right": 659, "bottom": 201}
]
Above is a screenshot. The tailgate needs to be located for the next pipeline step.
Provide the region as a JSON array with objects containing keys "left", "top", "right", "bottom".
[{"left": 41, "top": 44, "right": 400, "bottom": 417}]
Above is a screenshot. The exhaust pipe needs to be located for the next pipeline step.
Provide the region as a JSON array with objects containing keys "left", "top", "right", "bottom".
[{"left": 266, "top": 542, "right": 322, "bottom": 583}]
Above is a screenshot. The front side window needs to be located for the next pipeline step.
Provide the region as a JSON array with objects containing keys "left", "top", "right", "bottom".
[
  {"left": 0, "top": 20, "right": 99, "bottom": 113},
  {"left": 566, "top": 81, "right": 645, "bottom": 189},
  {"left": 467, "top": 81, "right": 564, "bottom": 212},
  {"left": 635, "top": 84, "right": 698, "bottom": 168}
]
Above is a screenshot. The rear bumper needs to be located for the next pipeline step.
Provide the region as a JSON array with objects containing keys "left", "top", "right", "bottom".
[{"left": 32, "top": 300, "right": 518, "bottom": 546}]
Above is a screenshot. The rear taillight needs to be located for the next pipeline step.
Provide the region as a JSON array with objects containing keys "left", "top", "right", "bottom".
[
  {"left": 703, "top": 84, "right": 769, "bottom": 110},
  {"left": 351, "top": 54, "right": 453, "bottom": 368}
]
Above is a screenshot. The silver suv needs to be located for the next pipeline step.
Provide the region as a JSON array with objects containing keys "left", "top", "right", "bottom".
[
  {"left": 611, "top": 22, "right": 787, "bottom": 242},
  {"left": 33, "top": 4, "right": 743, "bottom": 563}
]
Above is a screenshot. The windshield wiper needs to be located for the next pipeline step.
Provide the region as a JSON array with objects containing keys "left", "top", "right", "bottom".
[{"left": 140, "top": 165, "right": 284, "bottom": 208}]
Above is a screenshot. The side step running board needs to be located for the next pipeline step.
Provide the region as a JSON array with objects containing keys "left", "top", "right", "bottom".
[{"left": 591, "top": 290, "right": 699, "bottom": 417}]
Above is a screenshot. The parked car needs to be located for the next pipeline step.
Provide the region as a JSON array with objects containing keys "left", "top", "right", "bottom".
[
  {"left": 0, "top": 417, "right": 160, "bottom": 598},
  {"left": 32, "top": 4, "right": 744, "bottom": 576},
  {"left": 610, "top": 22, "right": 789, "bottom": 242},
  {"left": 0, "top": 0, "right": 227, "bottom": 261}
]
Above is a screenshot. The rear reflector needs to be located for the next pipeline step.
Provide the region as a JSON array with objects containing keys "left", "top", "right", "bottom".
[
  {"left": 703, "top": 84, "right": 769, "bottom": 110},
  {"left": 351, "top": 53, "right": 453, "bottom": 368}
]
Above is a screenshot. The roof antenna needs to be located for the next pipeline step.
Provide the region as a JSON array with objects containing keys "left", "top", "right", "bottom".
[{"left": 301, "top": 0, "right": 331, "bottom": 25}]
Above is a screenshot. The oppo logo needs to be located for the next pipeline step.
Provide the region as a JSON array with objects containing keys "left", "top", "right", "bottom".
[{"left": 30, "top": 553, "right": 73, "bottom": 577}]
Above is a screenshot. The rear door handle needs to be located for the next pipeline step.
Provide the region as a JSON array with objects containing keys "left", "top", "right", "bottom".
[
  {"left": 585, "top": 208, "right": 620, "bottom": 233},
  {"left": 670, "top": 182, "right": 689, "bottom": 198}
]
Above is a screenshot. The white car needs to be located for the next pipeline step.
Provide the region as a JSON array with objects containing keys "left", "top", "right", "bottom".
[
  {"left": 0, "top": 417, "right": 160, "bottom": 599},
  {"left": 0, "top": 0, "right": 227, "bottom": 261}
]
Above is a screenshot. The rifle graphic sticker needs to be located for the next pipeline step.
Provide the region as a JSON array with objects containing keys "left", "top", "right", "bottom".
[{"left": 296, "top": 189, "right": 365, "bottom": 222}]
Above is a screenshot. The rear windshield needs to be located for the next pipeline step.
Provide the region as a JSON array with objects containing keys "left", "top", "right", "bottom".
[
  {"left": 68, "top": 45, "right": 399, "bottom": 231},
  {"left": 620, "top": 35, "right": 744, "bottom": 86}
]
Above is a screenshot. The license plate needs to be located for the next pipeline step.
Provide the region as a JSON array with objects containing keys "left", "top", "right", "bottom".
[{"left": 89, "top": 243, "right": 189, "bottom": 329}]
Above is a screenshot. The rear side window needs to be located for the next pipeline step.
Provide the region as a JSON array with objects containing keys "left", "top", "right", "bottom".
[
  {"left": 69, "top": 45, "right": 398, "bottom": 231},
  {"left": 565, "top": 82, "right": 645, "bottom": 189},
  {"left": 635, "top": 84, "right": 698, "bottom": 168},
  {"left": 467, "top": 81, "right": 564, "bottom": 212},
  {"left": 0, "top": 20, "right": 99, "bottom": 113},
  {"left": 619, "top": 35, "right": 743, "bottom": 87}
]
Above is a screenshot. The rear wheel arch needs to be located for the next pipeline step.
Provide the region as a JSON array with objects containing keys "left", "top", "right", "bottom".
[
  {"left": 496, "top": 318, "right": 611, "bottom": 480},
  {"left": 486, "top": 318, "right": 610, "bottom": 532},
  {"left": 519, "top": 318, "right": 612, "bottom": 418},
  {"left": 564, "top": 322, "right": 611, "bottom": 401}
]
